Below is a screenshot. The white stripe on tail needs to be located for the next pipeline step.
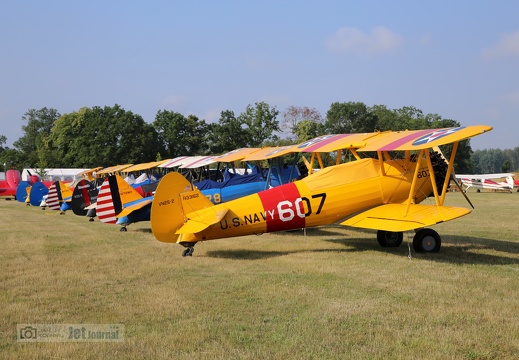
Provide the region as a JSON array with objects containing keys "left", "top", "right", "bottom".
[
  {"left": 96, "top": 177, "right": 119, "bottom": 224},
  {"left": 46, "top": 183, "right": 62, "bottom": 211}
]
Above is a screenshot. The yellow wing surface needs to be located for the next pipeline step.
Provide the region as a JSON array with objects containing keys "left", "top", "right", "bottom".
[
  {"left": 97, "top": 164, "right": 134, "bottom": 176},
  {"left": 341, "top": 204, "right": 471, "bottom": 232},
  {"left": 358, "top": 125, "right": 492, "bottom": 152},
  {"left": 116, "top": 199, "right": 153, "bottom": 219},
  {"left": 123, "top": 160, "right": 170, "bottom": 173}
]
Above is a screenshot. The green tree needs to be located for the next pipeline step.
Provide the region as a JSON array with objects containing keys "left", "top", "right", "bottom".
[
  {"left": 208, "top": 110, "right": 248, "bottom": 154},
  {"left": 502, "top": 160, "right": 511, "bottom": 172},
  {"left": 0, "top": 134, "right": 6, "bottom": 150},
  {"left": 0, "top": 149, "right": 24, "bottom": 171},
  {"left": 293, "top": 119, "right": 325, "bottom": 143},
  {"left": 13, "top": 108, "right": 60, "bottom": 168},
  {"left": 153, "top": 110, "right": 209, "bottom": 157},
  {"left": 324, "top": 101, "right": 378, "bottom": 134},
  {"left": 282, "top": 106, "right": 323, "bottom": 140},
  {"left": 503, "top": 147, "right": 519, "bottom": 172},
  {"left": 471, "top": 149, "right": 506, "bottom": 174},
  {"left": 46, "top": 104, "right": 161, "bottom": 167},
  {"left": 238, "top": 102, "right": 280, "bottom": 147}
]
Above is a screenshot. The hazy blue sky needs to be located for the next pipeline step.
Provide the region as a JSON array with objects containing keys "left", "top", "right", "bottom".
[{"left": 1, "top": 1, "right": 518, "bottom": 150}]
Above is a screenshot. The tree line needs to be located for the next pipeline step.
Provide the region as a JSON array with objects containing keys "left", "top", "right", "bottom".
[{"left": 0, "top": 102, "right": 515, "bottom": 174}]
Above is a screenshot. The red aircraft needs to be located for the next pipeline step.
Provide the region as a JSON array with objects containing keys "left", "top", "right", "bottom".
[{"left": 0, "top": 169, "right": 21, "bottom": 198}]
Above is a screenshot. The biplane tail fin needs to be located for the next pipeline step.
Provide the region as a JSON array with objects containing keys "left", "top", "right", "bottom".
[
  {"left": 96, "top": 175, "right": 143, "bottom": 224},
  {"left": 45, "top": 181, "right": 63, "bottom": 211},
  {"left": 6, "top": 169, "right": 21, "bottom": 188},
  {"left": 151, "top": 172, "right": 216, "bottom": 243},
  {"left": 505, "top": 175, "right": 515, "bottom": 189},
  {"left": 96, "top": 176, "right": 122, "bottom": 224}
]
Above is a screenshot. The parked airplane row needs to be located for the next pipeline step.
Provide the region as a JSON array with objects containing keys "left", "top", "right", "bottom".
[{"left": 2, "top": 125, "right": 505, "bottom": 256}]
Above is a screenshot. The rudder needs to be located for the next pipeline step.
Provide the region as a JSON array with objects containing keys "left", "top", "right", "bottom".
[
  {"left": 97, "top": 175, "right": 124, "bottom": 224},
  {"left": 151, "top": 172, "right": 205, "bottom": 243}
]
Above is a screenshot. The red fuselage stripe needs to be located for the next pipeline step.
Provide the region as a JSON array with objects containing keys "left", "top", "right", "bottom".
[{"left": 257, "top": 183, "right": 305, "bottom": 232}]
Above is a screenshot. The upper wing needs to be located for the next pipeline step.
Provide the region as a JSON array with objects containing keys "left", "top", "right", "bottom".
[
  {"left": 295, "top": 133, "right": 373, "bottom": 152},
  {"left": 242, "top": 145, "right": 298, "bottom": 161},
  {"left": 341, "top": 204, "right": 471, "bottom": 232},
  {"left": 358, "top": 125, "right": 492, "bottom": 152},
  {"left": 122, "top": 160, "right": 170, "bottom": 173},
  {"left": 179, "top": 156, "right": 218, "bottom": 169},
  {"left": 212, "top": 147, "right": 262, "bottom": 162},
  {"left": 158, "top": 156, "right": 191, "bottom": 169},
  {"left": 97, "top": 164, "right": 134, "bottom": 176}
]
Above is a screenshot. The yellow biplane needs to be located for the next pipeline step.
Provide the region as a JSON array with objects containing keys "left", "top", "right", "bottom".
[{"left": 150, "top": 126, "right": 492, "bottom": 256}]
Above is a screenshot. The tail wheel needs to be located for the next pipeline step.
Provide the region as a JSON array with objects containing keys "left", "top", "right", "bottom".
[
  {"left": 413, "top": 228, "right": 441, "bottom": 253},
  {"left": 182, "top": 246, "right": 195, "bottom": 257},
  {"left": 377, "top": 230, "right": 403, "bottom": 247}
]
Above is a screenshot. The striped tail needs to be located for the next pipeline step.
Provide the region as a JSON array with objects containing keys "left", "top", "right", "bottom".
[
  {"left": 45, "top": 182, "right": 63, "bottom": 211},
  {"left": 96, "top": 176, "right": 123, "bottom": 224},
  {"left": 97, "top": 175, "right": 142, "bottom": 224}
]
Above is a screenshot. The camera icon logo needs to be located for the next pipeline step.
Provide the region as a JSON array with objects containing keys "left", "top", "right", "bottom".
[{"left": 20, "top": 326, "right": 37, "bottom": 340}]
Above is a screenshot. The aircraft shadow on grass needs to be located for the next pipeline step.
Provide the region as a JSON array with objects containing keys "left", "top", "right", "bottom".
[
  {"left": 204, "top": 227, "right": 519, "bottom": 265},
  {"left": 326, "top": 234, "right": 519, "bottom": 266},
  {"left": 131, "top": 228, "right": 153, "bottom": 234}
]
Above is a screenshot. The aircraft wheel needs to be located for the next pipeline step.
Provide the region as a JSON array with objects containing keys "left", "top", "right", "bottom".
[
  {"left": 89, "top": 218, "right": 94, "bottom": 222},
  {"left": 413, "top": 229, "right": 441, "bottom": 253},
  {"left": 377, "top": 230, "right": 403, "bottom": 247},
  {"left": 120, "top": 227, "right": 127, "bottom": 232},
  {"left": 182, "top": 246, "right": 195, "bottom": 257}
]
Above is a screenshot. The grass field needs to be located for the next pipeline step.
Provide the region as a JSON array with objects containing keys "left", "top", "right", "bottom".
[{"left": 1, "top": 191, "right": 518, "bottom": 359}]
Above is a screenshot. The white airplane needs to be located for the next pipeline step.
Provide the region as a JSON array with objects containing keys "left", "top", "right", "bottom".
[{"left": 455, "top": 173, "right": 515, "bottom": 192}]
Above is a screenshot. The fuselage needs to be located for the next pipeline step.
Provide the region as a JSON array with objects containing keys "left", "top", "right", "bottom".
[{"left": 176, "top": 156, "right": 436, "bottom": 243}]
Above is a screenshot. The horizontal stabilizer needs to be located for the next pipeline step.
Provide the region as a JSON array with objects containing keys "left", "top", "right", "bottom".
[
  {"left": 116, "top": 198, "right": 153, "bottom": 219},
  {"left": 341, "top": 204, "right": 471, "bottom": 232},
  {"left": 177, "top": 208, "right": 229, "bottom": 234},
  {"left": 84, "top": 202, "right": 97, "bottom": 210}
]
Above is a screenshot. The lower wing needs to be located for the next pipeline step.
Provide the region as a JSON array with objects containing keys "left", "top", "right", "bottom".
[{"left": 341, "top": 204, "right": 471, "bottom": 232}]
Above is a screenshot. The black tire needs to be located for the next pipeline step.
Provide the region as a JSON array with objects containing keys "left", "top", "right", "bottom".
[
  {"left": 377, "top": 230, "right": 403, "bottom": 248},
  {"left": 413, "top": 228, "right": 441, "bottom": 253}
]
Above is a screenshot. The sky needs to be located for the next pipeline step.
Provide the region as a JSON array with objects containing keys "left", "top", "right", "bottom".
[{"left": 1, "top": 1, "right": 519, "bottom": 151}]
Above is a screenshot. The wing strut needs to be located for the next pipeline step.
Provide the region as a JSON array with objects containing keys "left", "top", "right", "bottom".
[
  {"left": 437, "top": 142, "right": 474, "bottom": 209},
  {"left": 405, "top": 149, "right": 424, "bottom": 216}
]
